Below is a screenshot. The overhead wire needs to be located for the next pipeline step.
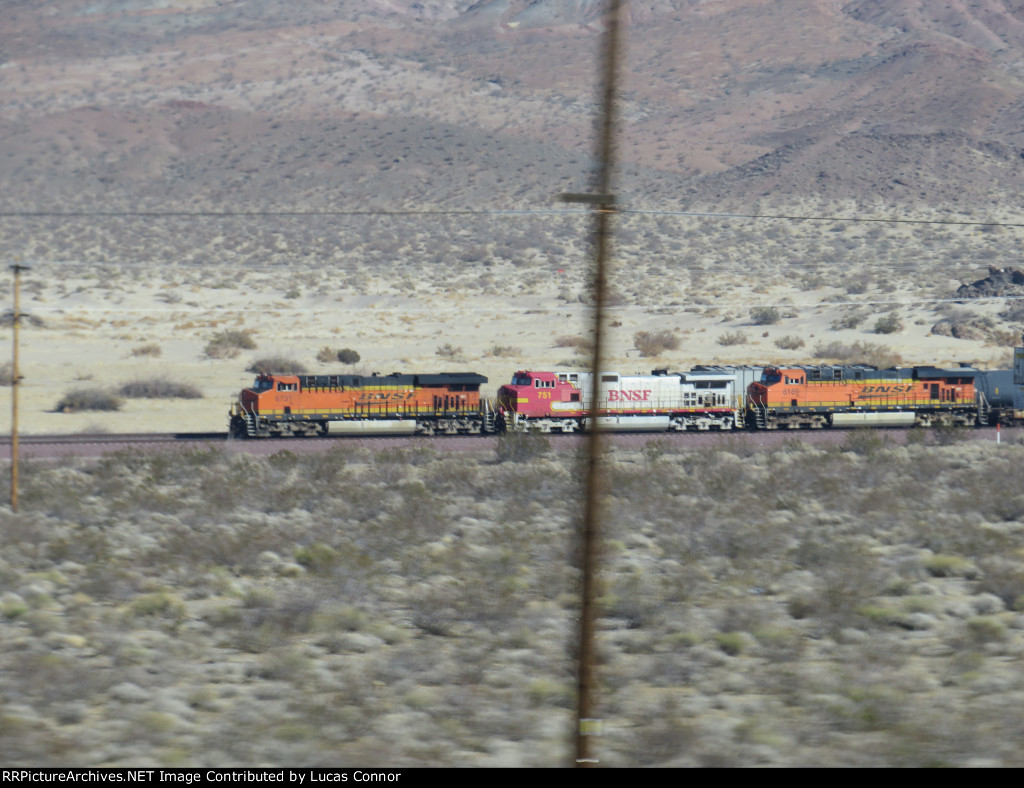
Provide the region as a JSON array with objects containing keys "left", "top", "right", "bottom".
[
  {"left": 1, "top": 205, "right": 1024, "bottom": 228},
  {"left": 12, "top": 294, "right": 1024, "bottom": 316},
  {"left": 13, "top": 257, "right": 1019, "bottom": 272}
]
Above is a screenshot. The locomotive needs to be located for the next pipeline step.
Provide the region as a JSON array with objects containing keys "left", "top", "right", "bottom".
[
  {"left": 229, "top": 371, "right": 493, "bottom": 438},
  {"left": 229, "top": 355, "right": 1024, "bottom": 437},
  {"left": 495, "top": 369, "right": 746, "bottom": 433},
  {"left": 748, "top": 365, "right": 1017, "bottom": 429}
]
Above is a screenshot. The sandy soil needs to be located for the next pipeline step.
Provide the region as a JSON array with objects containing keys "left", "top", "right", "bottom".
[{"left": 0, "top": 267, "right": 1013, "bottom": 435}]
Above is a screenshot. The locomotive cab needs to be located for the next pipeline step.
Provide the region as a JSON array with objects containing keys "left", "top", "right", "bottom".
[
  {"left": 497, "top": 371, "right": 582, "bottom": 420},
  {"left": 748, "top": 367, "right": 804, "bottom": 405},
  {"left": 239, "top": 374, "right": 300, "bottom": 412}
]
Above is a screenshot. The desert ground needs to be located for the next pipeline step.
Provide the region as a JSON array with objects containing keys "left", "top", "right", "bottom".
[
  {"left": 4, "top": 0, "right": 1024, "bottom": 769},
  {"left": 2, "top": 428, "right": 1024, "bottom": 766},
  {"left": 3, "top": 208, "right": 1022, "bottom": 435}
]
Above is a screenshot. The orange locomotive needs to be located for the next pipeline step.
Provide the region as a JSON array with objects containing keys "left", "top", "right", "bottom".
[
  {"left": 747, "top": 365, "right": 982, "bottom": 429},
  {"left": 229, "top": 372, "right": 492, "bottom": 437}
]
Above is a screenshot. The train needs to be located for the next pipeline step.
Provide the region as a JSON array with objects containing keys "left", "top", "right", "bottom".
[{"left": 228, "top": 349, "right": 1024, "bottom": 437}]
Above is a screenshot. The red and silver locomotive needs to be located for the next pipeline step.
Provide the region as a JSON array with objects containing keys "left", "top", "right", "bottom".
[{"left": 495, "top": 369, "right": 742, "bottom": 433}]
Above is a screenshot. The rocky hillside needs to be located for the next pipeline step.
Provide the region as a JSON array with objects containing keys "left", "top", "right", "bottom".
[{"left": 5, "top": 0, "right": 1024, "bottom": 217}]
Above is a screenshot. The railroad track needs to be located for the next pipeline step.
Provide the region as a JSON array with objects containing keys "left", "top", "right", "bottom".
[
  {"left": 0, "top": 432, "right": 228, "bottom": 445},
  {"left": 0, "top": 427, "right": 1016, "bottom": 452}
]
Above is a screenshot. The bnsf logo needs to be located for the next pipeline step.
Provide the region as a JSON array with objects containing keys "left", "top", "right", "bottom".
[
  {"left": 356, "top": 392, "right": 417, "bottom": 402},
  {"left": 858, "top": 385, "right": 915, "bottom": 395},
  {"left": 608, "top": 389, "right": 652, "bottom": 401}
]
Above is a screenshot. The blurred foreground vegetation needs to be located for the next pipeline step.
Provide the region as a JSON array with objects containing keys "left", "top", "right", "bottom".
[{"left": 1, "top": 433, "right": 1023, "bottom": 765}]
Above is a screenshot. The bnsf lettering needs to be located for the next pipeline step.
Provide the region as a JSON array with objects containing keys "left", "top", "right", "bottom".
[
  {"left": 356, "top": 392, "right": 416, "bottom": 402},
  {"left": 607, "top": 389, "right": 652, "bottom": 401},
  {"left": 859, "top": 385, "right": 915, "bottom": 395}
]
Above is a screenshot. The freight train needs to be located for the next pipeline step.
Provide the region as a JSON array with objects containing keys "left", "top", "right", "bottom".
[{"left": 229, "top": 351, "right": 1024, "bottom": 437}]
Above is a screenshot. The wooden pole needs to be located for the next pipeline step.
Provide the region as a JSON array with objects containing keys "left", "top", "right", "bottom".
[
  {"left": 10, "top": 263, "right": 27, "bottom": 512},
  {"left": 573, "top": 0, "right": 622, "bottom": 768}
]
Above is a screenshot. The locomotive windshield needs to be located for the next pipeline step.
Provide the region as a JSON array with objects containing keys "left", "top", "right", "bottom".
[
  {"left": 252, "top": 377, "right": 273, "bottom": 392},
  {"left": 761, "top": 372, "right": 782, "bottom": 385},
  {"left": 512, "top": 375, "right": 531, "bottom": 386}
]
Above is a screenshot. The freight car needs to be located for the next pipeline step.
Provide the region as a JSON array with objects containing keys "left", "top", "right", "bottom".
[
  {"left": 229, "top": 371, "right": 493, "bottom": 438},
  {"left": 495, "top": 368, "right": 747, "bottom": 433},
  {"left": 747, "top": 364, "right": 1017, "bottom": 429}
]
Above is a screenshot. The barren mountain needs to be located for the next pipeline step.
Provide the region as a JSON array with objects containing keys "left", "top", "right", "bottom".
[{"left": 5, "top": 0, "right": 1024, "bottom": 219}]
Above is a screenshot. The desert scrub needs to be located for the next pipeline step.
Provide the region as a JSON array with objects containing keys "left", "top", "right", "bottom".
[
  {"left": 316, "top": 347, "right": 361, "bottom": 364},
  {"left": 922, "top": 554, "right": 977, "bottom": 578},
  {"left": 554, "top": 335, "right": 594, "bottom": 353},
  {"left": 812, "top": 340, "right": 902, "bottom": 368},
  {"left": 831, "top": 312, "right": 867, "bottom": 330},
  {"left": 713, "top": 632, "right": 748, "bottom": 656},
  {"left": 130, "top": 343, "right": 162, "bottom": 358},
  {"left": 246, "top": 356, "right": 309, "bottom": 375},
  {"left": 774, "top": 335, "right": 805, "bottom": 350},
  {"left": 436, "top": 343, "right": 464, "bottom": 360},
  {"left": 495, "top": 431, "right": 551, "bottom": 463},
  {"left": 716, "top": 330, "right": 748, "bottom": 346},
  {"left": 8, "top": 435, "right": 1024, "bottom": 765},
  {"left": 750, "top": 306, "right": 781, "bottom": 325},
  {"left": 204, "top": 329, "right": 256, "bottom": 359},
  {"left": 873, "top": 313, "right": 904, "bottom": 335},
  {"left": 118, "top": 378, "right": 202, "bottom": 399},
  {"left": 977, "top": 556, "right": 1024, "bottom": 610},
  {"left": 55, "top": 387, "right": 122, "bottom": 412},
  {"left": 485, "top": 344, "right": 521, "bottom": 358},
  {"left": 633, "top": 330, "right": 680, "bottom": 357}
]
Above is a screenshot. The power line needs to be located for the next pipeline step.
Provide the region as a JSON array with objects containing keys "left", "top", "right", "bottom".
[
  {"left": 623, "top": 208, "right": 1024, "bottom": 228},
  {"left": 12, "top": 258, "right": 1020, "bottom": 277},
  {"left": 0, "top": 208, "right": 584, "bottom": 218},
  {"left": 15, "top": 294, "right": 1024, "bottom": 315},
  {"left": 1, "top": 206, "right": 1023, "bottom": 229}
]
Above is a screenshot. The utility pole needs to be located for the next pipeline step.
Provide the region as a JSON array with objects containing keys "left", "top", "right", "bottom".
[
  {"left": 10, "top": 263, "right": 28, "bottom": 512},
  {"left": 565, "top": 0, "right": 622, "bottom": 768}
]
